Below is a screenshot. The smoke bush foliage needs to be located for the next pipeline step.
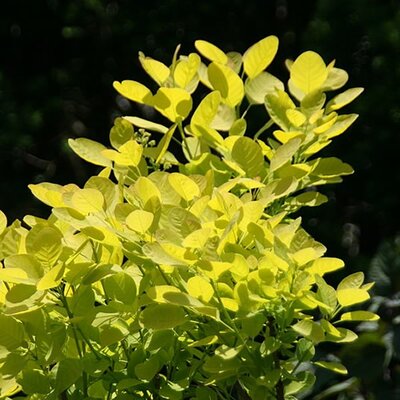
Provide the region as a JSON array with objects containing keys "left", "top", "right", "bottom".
[{"left": 0, "top": 37, "right": 377, "bottom": 400}]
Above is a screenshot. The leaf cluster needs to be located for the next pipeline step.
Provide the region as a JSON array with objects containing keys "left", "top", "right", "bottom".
[{"left": 0, "top": 37, "right": 375, "bottom": 399}]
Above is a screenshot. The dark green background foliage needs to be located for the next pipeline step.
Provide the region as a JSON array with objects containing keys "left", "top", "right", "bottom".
[{"left": 1, "top": 0, "right": 399, "bottom": 398}]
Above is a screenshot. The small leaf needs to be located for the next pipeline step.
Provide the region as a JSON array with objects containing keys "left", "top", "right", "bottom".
[
  {"left": 0, "top": 314, "right": 25, "bottom": 350},
  {"left": 292, "top": 319, "right": 325, "bottom": 343},
  {"left": 243, "top": 36, "right": 279, "bottom": 79},
  {"left": 54, "top": 359, "right": 82, "bottom": 394},
  {"left": 270, "top": 138, "right": 302, "bottom": 172},
  {"left": 168, "top": 173, "right": 200, "bottom": 201},
  {"left": 139, "top": 52, "right": 170, "bottom": 85},
  {"left": 322, "top": 67, "right": 348, "bottom": 91},
  {"left": 37, "top": 262, "right": 65, "bottom": 290},
  {"left": 187, "top": 276, "right": 214, "bottom": 302},
  {"left": 314, "top": 361, "right": 348, "bottom": 375},
  {"left": 174, "top": 53, "right": 201, "bottom": 91},
  {"left": 126, "top": 210, "right": 154, "bottom": 234},
  {"left": 337, "top": 288, "right": 370, "bottom": 307},
  {"left": 290, "top": 51, "right": 328, "bottom": 95},
  {"left": 153, "top": 87, "right": 193, "bottom": 122},
  {"left": 135, "top": 356, "right": 160, "bottom": 381},
  {"left": 208, "top": 62, "right": 244, "bottom": 107},
  {"left": 113, "top": 80, "right": 153, "bottom": 104},
  {"left": 338, "top": 272, "right": 364, "bottom": 290},
  {"left": 310, "top": 157, "right": 354, "bottom": 177},
  {"left": 0, "top": 210, "right": 7, "bottom": 235},
  {"left": 326, "top": 87, "right": 364, "bottom": 112},
  {"left": 140, "top": 304, "right": 186, "bottom": 330},
  {"left": 245, "top": 72, "right": 284, "bottom": 104},
  {"left": 339, "top": 311, "right": 379, "bottom": 322},
  {"left": 231, "top": 136, "right": 264, "bottom": 177},
  {"left": 229, "top": 118, "right": 247, "bottom": 136},
  {"left": 195, "top": 40, "right": 228, "bottom": 64},
  {"left": 71, "top": 188, "right": 104, "bottom": 214},
  {"left": 265, "top": 90, "right": 296, "bottom": 131},
  {"left": 109, "top": 117, "right": 134, "bottom": 149},
  {"left": 68, "top": 138, "right": 112, "bottom": 167},
  {"left": 123, "top": 116, "right": 168, "bottom": 134}
]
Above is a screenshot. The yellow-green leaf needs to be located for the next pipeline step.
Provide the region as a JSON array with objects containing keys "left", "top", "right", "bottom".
[
  {"left": 140, "top": 304, "right": 186, "bottom": 330},
  {"left": 314, "top": 361, "right": 347, "bottom": 375},
  {"left": 37, "top": 262, "right": 65, "bottom": 291},
  {"left": 243, "top": 36, "right": 279, "bottom": 79},
  {"left": 308, "top": 257, "right": 345, "bottom": 275},
  {"left": 187, "top": 276, "right": 214, "bottom": 303},
  {"left": 139, "top": 52, "right": 170, "bottom": 85},
  {"left": 71, "top": 188, "right": 104, "bottom": 214},
  {"left": 338, "top": 272, "right": 364, "bottom": 290},
  {"left": 326, "top": 88, "right": 364, "bottom": 112},
  {"left": 113, "top": 80, "right": 153, "bottom": 104},
  {"left": 337, "top": 288, "right": 370, "bottom": 307},
  {"left": 123, "top": 116, "right": 168, "bottom": 134},
  {"left": 286, "top": 109, "right": 306, "bottom": 127},
  {"left": 264, "top": 90, "right": 296, "bottom": 131},
  {"left": 174, "top": 53, "right": 201, "bottom": 91},
  {"left": 191, "top": 91, "right": 221, "bottom": 134},
  {"left": 152, "top": 87, "right": 192, "bottom": 122},
  {"left": 339, "top": 311, "right": 379, "bottom": 322},
  {"left": 126, "top": 210, "right": 154, "bottom": 234},
  {"left": 195, "top": 40, "right": 228, "bottom": 64},
  {"left": 270, "top": 138, "right": 302, "bottom": 172},
  {"left": 245, "top": 72, "right": 284, "bottom": 104},
  {"left": 168, "top": 173, "right": 200, "bottom": 202},
  {"left": 290, "top": 51, "right": 328, "bottom": 95},
  {"left": 68, "top": 138, "right": 112, "bottom": 167},
  {"left": 0, "top": 210, "right": 7, "bottom": 235},
  {"left": 208, "top": 62, "right": 244, "bottom": 107},
  {"left": 102, "top": 140, "right": 143, "bottom": 166}
]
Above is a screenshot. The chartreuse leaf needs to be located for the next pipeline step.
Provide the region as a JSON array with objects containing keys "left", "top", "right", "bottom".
[
  {"left": 243, "top": 35, "right": 279, "bottom": 79},
  {"left": 109, "top": 117, "right": 134, "bottom": 149},
  {"left": 18, "top": 369, "right": 51, "bottom": 394},
  {"left": 270, "top": 138, "right": 302, "bottom": 172},
  {"left": 140, "top": 304, "right": 186, "bottom": 330},
  {"left": 153, "top": 87, "right": 193, "bottom": 122},
  {"left": 208, "top": 62, "right": 244, "bottom": 107},
  {"left": 322, "top": 67, "right": 348, "bottom": 91},
  {"left": 314, "top": 361, "right": 348, "bottom": 375},
  {"left": 37, "top": 262, "right": 65, "bottom": 290},
  {"left": 123, "top": 116, "right": 168, "bottom": 134},
  {"left": 0, "top": 210, "right": 7, "bottom": 235},
  {"left": 231, "top": 136, "right": 264, "bottom": 178},
  {"left": 168, "top": 173, "right": 200, "bottom": 201},
  {"left": 292, "top": 319, "right": 325, "bottom": 343},
  {"left": 102, "top": 139, "right": 143, "bottom": 166},
  {"left": 338, "top": 272, "right": 364, "bottom": 289},
  {"left": 245, "top": 72, "right": 284, "bottom": 104},
  {"left": 113, "top": 80, "right": 153, "bottom": 104},
  {"left": 211, "top": 104, "right": 236, "bottom": 131},
  {"left": 174, "top": 53, "right": 201, "bottom": 91},
  {"left": 126, "top": 210, "right": 154, "bottom": 234},
  {"left": 337, "top": 288, "right": 370, "bottom": 307},
  {"left": 195, "top": 40, "right": 228, "bottom": 64},
  {"left": 265, "top": 90, "right": 296, "bottom": 131},
  {"left": 286, "top": 109, "right": 307, "bottom": 127},
  {"left": 229, "top": 118, "right": 247, "bottom": 136},
  {"left": 308, "top": 257, "right": 345, "bottom": 275},
  {"left": 135, "top": 356, "right": 160, "bottom": 381},
  {"left": 187, "top": 276, "right": 214, "bottom": 302},
  {"left": 310, "top": 157, "right": 354, "bottom": 177},
  {"left": 71, "top": 188, "right": 104, "bottom": 214},
  {"left": 68, "top": 138, "right": 112, "bottom": 167},
  {"left": 326, "top": 88, "right": 364, "bottom": 111},
  {"left": 290, "top": 51, "right": 328, "bottom": 95},
  {"left": 0, "top": 376, "right": 20, "bottom": 398},
  {"left": 0, "top": 314, "right": 25, "bottom": 349},
  {"left": 340, "top": 311, "right": 379, "bottom": 322},
  {"left": 139, "top": 51, "right": 170, "bottom": 85},
  {"left": 322, "top": 114, "right": 359, "bottom": 139},
  {"left": 54, "top": 358, "right": 82, "bottom": 394},
  {"left": 191, "top": 91, "right": 221, "bottom": 129}
]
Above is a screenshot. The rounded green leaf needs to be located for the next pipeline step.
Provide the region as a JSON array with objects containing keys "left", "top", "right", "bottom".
[
  {"left": 126, "top": 210, "right": 154, "bottom": 234},
  {"left": 174, "top": 53, "right": 201, "bottom": 91},
  {"left": 109, "top": 117, "right": 134, "bottom": 149},
  {"left": 243, "top": 36, "right": 279, "bottom": 79},
  {"left": 135, "top": 356, "right": 160, "bottom": 381},
  {"left": 0, "top": 314, "right": 25, "bottom": 350},
  {"left": 337, "top": 288, "right": 370, "bottom": 307},
  {"left": 187, "top": 276, "right": 214, "bottom": 303},
  {"left": 168, "top": 173, "right": 200, "bottom": 201},
  {"left": 153, "top": 87, "right": 192, "bottom": 122},
  {"left": 195, "top": 40, "right": 228, "bottom": 64},
  {"left": 231, "top": 136, "right": 264, "bottom": 177},
  {"left": 113, "top": 80, "right": 153, "bottom": 104},
  {"left": 139, "top": 52, "right": 170, "bottom": 85},
  {"left": 291, "top": 51, "right": 328, "bottom": 94},
  {"left": 245, "top": 72, "right": 284, "bottom": 104},
  {"left": 71, "top": 188, "right": 104, "bottom": 214},
  {"left": 68, "top": 138, "right": 112, "bottom": 167},
  {"left": 140, "top": 304, "right": 186, "bottom": 330},
  {"left": 340, "top": 311, "right": 380, "bottom": 322},
  {"left": 208, "top": 62, "right": 244, "bottom": 107},
  {"left": 191, "top": 91, "right": 221, "bottom": 129}
]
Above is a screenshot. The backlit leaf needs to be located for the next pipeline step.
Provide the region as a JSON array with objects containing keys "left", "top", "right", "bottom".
[
  {"left": 36, "top": 262, "right": 65, "bottom": 290},
  {"left": 264, "top": 90, "right": 296, "bottom": 131},
  {"left": 326, "top": 88, "right": 364, "bottom": 112},
  {"left": 174, "top": 53, "right": 201, "bottom": 91},
  {"left": 153, "top": 87, "right": 193, "bottom": 122},
  {"left": 339, "top": 311, "right": 379, "bottom": 322},
  {"left": 208, "top": 62, "right": 244, "bottom": 107},
  {"left": 337, "top": 288, "right": 370, "bottom": 307},
  {"left": 243, "top": 36, "right": 279, "bottom": 79},
  {"left": 126, "top": 210, "right": 154, "bottom": 234},
  {"left": 270, "top": 138, "right": 302, "bottom": 172},
  {"left": 292, "top": 319, "right": 325, "bottom": 343},
  {"left": 314, "top": 361, "right": 348, "bottom": 375},
  {"left": 71, "top": 188, "right": 104, "bottom": 214},
  {"left": 195, "top": 40, "right": 228, "bottom": 64},
  {"left": 245, "top": 72, "right": 284, "bottom": 104},
  {"left": 68, "top": 138, "right": 112, "bottom": 167},
  {"left": 123, "top": 116, "right": 168, "bottom": 134},
  {"left": 290, "top": 51, "right": 328, "bottom": 95},
  {"left": 109, "top": 117, "right": 134, "bottom": 149},
  {"left": 168, "top": 173, "right": 200, "bottom": 201},
  {"left": 113, "top": 80, "right": 153, "bottom": 104},
  {"left": 0, "top": 314, "right": 25, "bottom": 350},
  {"left": 231, "top": 136, "right": 264, "bottom": 178},
  {"left": 139, "top": 52, "right": 170, "bottom": 85},
  {"left": 187, "top": 276, "right": 214, "bottom": 302},
  {"left": 0, "top": 210, "right": 7, "bottom": 235},
  {"left": 54, "top": 358, "right": 82, "bottom": 394}
]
